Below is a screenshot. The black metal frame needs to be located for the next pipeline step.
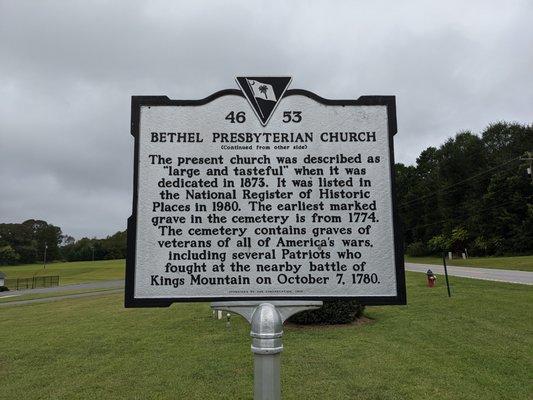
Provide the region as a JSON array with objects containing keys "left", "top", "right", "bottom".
[{"left": 125, "top": 89, "right": 406, "bottom": 307}]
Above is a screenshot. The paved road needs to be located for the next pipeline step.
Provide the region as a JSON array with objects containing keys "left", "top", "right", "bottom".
[
  {"left": 0, "top": 280, "right": 124, "bottom": 307},
  {"left": 0, "top": 288, "right": 123, "bottom": 307},
  {"left": 0, "top": 279, "right": 123, "bottom": 298},
  {"left": 405, "top": 263, "right": 533, "bottom": 285}
]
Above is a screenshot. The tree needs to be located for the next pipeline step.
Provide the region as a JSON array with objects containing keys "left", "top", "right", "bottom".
[
  {"left": 449, "top": 227, "right": 468, "bottom": 254},
  {"left": 396, "top": 122, "right": 533, "bottom": 256},
  {"left": 61, "top": 235, "right": 75, "bottom": 246},
  {"left": 0, "top": 220, "right": 62, "bottom": 264},
  {"left": 21, "top": 220, "right": 62, "bottom": 262},
  {"left": 482, "top": 122, "right": 533, "bottom": 166},
  {"left": 60, "top": 231, "right": 127, "bottom": 261},
  {"left": 0, "top": 245, "right": 20, "bottom": 265}
]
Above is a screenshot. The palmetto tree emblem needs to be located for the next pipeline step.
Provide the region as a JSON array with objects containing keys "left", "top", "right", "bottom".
[
  {"left": 237, "top": 76, "right": 292, "bottom": 126},
  {"left": 258, "top": 85, "right": 268, "bottom": 99}
]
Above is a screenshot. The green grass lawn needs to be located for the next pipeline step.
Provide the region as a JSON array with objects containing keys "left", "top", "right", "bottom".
[
  {"left": 0, "top": 259, "right": 125, "bottom": 285},
  {"left": 405, "top": 255, "right": 533, "bottom": 272},
  {"left": 0, "top": 272, "right": 531, "bottom": 399}
]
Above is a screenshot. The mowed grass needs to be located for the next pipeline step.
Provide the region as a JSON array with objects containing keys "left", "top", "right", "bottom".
[
  {"left": 405, "top": 255, "right": 533, "bottom": 272},
  {"left": 0, "top": 259, "right": 125, "bottom": 285},
  {"left": 0, "top": 272, "right": 531, "bottom": 400}
]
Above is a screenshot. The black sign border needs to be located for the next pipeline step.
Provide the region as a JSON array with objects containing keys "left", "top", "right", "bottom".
[{"left": 126, "top": 89, "right": 406, "bottom": 307}]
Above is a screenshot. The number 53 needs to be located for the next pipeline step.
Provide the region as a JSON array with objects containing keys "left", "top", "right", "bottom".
[{"left": 282, "top": 111, "right": 302, "bottom": 123}]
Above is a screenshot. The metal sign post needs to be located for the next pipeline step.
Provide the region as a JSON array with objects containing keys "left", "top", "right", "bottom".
[
  {"left": 442, "top": 253, "right": 452, "bottom": 297},
  {"left": 211, "top": 301, "right": 322, "bottom": 400}
]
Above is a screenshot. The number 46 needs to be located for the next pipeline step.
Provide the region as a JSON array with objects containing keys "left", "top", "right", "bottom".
[{"left": 225, "top": 111, "right": 246, "bottom": 123}]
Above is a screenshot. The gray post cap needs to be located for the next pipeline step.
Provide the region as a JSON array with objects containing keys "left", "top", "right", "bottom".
[{"left": 250, "top": 303, "right": 283, "bottom": 355}]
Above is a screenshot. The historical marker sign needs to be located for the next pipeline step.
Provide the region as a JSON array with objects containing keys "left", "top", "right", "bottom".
[{"left": 125, "top": 77, "right": 406, "bottom": 307}]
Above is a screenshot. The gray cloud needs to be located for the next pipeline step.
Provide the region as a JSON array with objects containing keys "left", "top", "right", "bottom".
[{"left": 1, "top": 0, "right": 531, "bottom": 238}]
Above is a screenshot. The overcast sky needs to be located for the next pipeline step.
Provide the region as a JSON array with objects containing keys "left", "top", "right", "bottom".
[{"left": 1, "top": 0, "right": 531, "bottom": 239}]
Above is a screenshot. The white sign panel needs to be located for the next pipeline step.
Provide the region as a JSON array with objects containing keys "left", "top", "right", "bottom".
[{"left": 125, "top": 77, "right": 405, "bottom": 307}]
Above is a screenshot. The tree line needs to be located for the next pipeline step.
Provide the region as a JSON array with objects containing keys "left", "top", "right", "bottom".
[
  {"left": 0, "top": 121, "right": 531, "bottom": 265},
  {"left": 0, "top": 220, "right": 127, "bottom": 265},
  {"left": 396, "top": 122, "right": 532, "bottom": 257}
]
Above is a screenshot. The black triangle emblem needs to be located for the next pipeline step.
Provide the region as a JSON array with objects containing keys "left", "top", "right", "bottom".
[{"left": 236, "top": 76, "right": 292, "bottom": 126}]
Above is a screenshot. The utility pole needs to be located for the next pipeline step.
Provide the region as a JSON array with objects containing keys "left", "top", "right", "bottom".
[
  {"left": 43, "top": 242, "right": 48, "bottom": 269},
  {"left": 522, "top": 151, "right": 533, "bottom": 185}
]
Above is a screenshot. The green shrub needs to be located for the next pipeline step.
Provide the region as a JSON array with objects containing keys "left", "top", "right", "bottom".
[
  {"left": 406, "top": 241, "right": 430, "bottom": 257},
  {"left": 0, "top": 286, "right": 9, "bottom": 292},
  {"left": 428, "top": 234, "right": 449, "bottom": 253},
  {"left": 471, "top": 236, "right": 503, "bottom": 256},
  {"left": 288, "top": 300, "right": 365, "bottom": 325}
]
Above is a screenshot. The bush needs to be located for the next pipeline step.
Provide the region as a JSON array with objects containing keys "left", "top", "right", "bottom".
[
  {"left": 288, "top": 300, "right": 365, "bottom": 325},
  {"left": 0, "top": 286, "right": 9, "bottom": 292},
  {"left": 471, "top": 236, "right": 503, "bottom": 256},
  {"left": 406, "top": 241, "right": 430, "bottom": 257},
  {"left": 428, "top": 234, "right": 449, "bottom": 253}
]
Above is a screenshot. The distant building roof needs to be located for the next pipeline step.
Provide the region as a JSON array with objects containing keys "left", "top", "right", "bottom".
[{"left": 0, "top": 271, "right": 6, "bottom": 278}]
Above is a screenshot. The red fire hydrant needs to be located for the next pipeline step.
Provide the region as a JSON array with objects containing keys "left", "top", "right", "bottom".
[{"left": 426, "top": 269, "right": 436, "bottom": 287}]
